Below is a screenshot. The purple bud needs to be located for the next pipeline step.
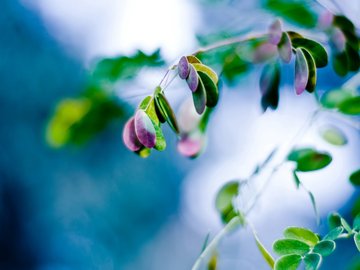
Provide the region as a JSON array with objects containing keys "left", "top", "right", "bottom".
[
  {"left": 253, "top": 43, "right": 278, "bottom": 63},
  {"left": 331, "top": 27, "right": 346, "bottom": 52},
  {"left": 178, "top": 56, "right": 190, "bottom": 79},
  {"left": 317, "top": 11, "right": 334, "bottom": 30},
  {"left": 269, "top": 19, "right": 282, "bottom": 45},
  {"left": 134, "top": 110, "right": 156, "bottom": 148},
  {"left": 186, "top": 64, "right": 199, "bottom": 92},
  {"left": 122, "top": 117, "right": 142, "bottom": 151},
  {"left": 177, "top": 134, "right": 204, "bottom": 158}
]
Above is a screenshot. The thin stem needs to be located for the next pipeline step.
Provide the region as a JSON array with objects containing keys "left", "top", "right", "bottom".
[
  {"left": 193, "top": 32, "right": 264, "bottom": 55},
  {"left": 191, "top": 216, "right": 242, "bottom": 270}
]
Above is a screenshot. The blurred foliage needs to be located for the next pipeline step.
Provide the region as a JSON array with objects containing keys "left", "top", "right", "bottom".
[
  {"left": 46, "top": 85, "right": 127, "bottom": 148},
  {"left": 92, "top": 49, "right": 164, "bottom": 82},
  {"left": 47, "top": 49, "right": 165, "bottom": 148},
  {"left": 263, "top": 0, "right": 317, "bottom": 28}
]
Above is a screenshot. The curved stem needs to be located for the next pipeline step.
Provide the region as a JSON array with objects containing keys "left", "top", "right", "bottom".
[
  {"left": 193, "top": 32, "right": 264, "bottom": 55},
  {"left": 191, "top": 216, "right": 242, "bottom": 270}
]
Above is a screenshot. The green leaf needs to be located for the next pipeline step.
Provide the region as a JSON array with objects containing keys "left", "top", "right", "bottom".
[
  {"left": 274, "top": 254, "right": 302, "bottom": 270},
  {"left": 273, "top": 239, "right": 310, "bottom": 256},
  {"left": 301, "top": 48, "right": 317, "bottom": 93},
  {"left": 328, "top": 213, "right": 342, "bottom": 230},
  {"left": 187, "top": 55, "right": 201, "bottom": 64},
  {"left": 154, "top": 91, "right": 180, "bottom": 134},
  {"left": 288, "top": 148, "right": 332, "bottom": 172},
  {"left": 353, "top": 213, "right": 360, "bottom": 230},
  {"left": 324, "top": 226, "right": 344, "bottom": 240},
  {"left": 353, "top": 197, "right": 360, "bottom": 217},
  {"left": 264, "top": 0, "right": 317, "bottom": 28},
  {"left": 333, "top": 51, "right": 349, "bottom": 77},
  {"left": 341, "top": 218, "right": 353, "bottom": 233},
  {"left": 192, "top": 77, "right": 207, "bottom": 114},
  {"left": 291, "top": 38, "right": 328, "bottom": 68},
  {"left": 320, "top": 88, "right": 354, "bottom": 109},
  {"left": 320, "top": 126, "right": 348, "bottom": 146},
  {"left": 338, "top": 96, "right": 360, "bottom": 115},
  {"left": 138, "top": 95, "right": 160, "bottom": 126},
  {"left": 354, "top": 233, "right": 360, "bottom": 252},
  {"left": 197, "top": 71, "right": 219, "bottom": 108},
  {"left": 47, "top": 88, "right": 126, "bottom": 148},
  {"left": 304, "top": 253, "right": 322, "bottom": 270},
  {"left": 350, "top": 169, "right": 360, "bottom": 186},
  {"left": 283, "top": 227, "right": 319, "bottom": 247},
  {"left": 294, "top": 48, "right": 309, "bottom": 95},
  {"left": 93, "top": 49, "right": 164, "bottom": 82},
  {"left": 192, "top": 63, "right": 219, "bottom": 84},
  {"left": 260, "top": 62, "right": 280, "bottom": 111},
  {"left": 288, "top": 148, "right": 314, "bottom": 161},
  {"left": 253, "top": 231, "right": 275, "bottom": 268},
  {"left": 215, "top": 181, "right": 239, "bottom": 224},
  {"left": 153, "top": 120, "right": 166, "bottom": 151},
  {"left": 207, "top": 253, "right": 217, "bottom": 270},
  {"left": 345, "top": 43, "right": 360, "bottom": 72},
  {"left": 313, "top": 240, "right": 336, "bottom": 256}
]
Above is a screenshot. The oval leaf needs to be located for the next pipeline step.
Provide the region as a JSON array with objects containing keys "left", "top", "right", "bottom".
[
  {"left": 313, "top": 240, "right": 336, "bottom": 256},
  {"left": 320, "top": 125, "right": 347, "bottom": 146},
  {"left": 186, "top": 55, "right": 201, "bottom": 64},
  {"left": 301, "top": 48, "right": 317, "bottom": 93},
  {"left": 192, "top": 77, "right": 207, "bottom": 114},
  {"left": 350, "top": 169, "right": 360, "bottom": 186},
  {"left": 260, "top": 62, "right": 280, "bottom": 111},
  {"left": 304, "top": 253, "right": 322, "bottom": 270},
  {"left": 284, "top": 227, "right": 319, "bottom": 247},
  {"left": 192, "top": 63, "right": 218, "bottom": 84},
  {"left": 289, "top": 148, "right": 332, "bottom": 172},
  {"left": 333, "top": 51, "right": 349, "bottom": 77},
  {"left": 153, "top": 121, "right": 166, "bottom": 151},
  {"left": 134, "top": 110, "right": 156, "bottom": 148},
  {"left": 273, "top": 239, "right": 310, "bottom": 255},
  {"left": 274, "top": 254, "right": 302, "bottom": 270},
  {"left": 338, "top": 96, "right": 360, "bottom": 115},
  {"left": 295, "top": 48, "right": 309, "bottom": 95},
  {"left": 269, "top": 19, "right": 282, "bottom": 45},
  {"left": 123, "top": 117, "right": 142, "bottom": 151},
  {"left": 328, "top": 212, "right": 342, "bottom": 230},
  {"left": 291, "top": 38, "right": 328, "bottom": 68},
  {"left": 178, "top": 56, "right": 190, "bottom": 79},
  {"left": 278, "top": 32, "right": 292, "bottom": 63},
  {"left": 324, "top": 226, "right": 344, "bottom": 240},
  {"left": 215, "top": 181, "right": 239, "bottom": 224},
  {"left": 187, "top": 64, "right": 199, "bottom": 92},
  {"left": 197, "top": 70, "right": 219, "bottom": 108},
  {"left": 154, "top": 92, "right": 180, "bottom": 134},
  {"left": 320, "top": 88, "right": 353, "bottom": 109}
]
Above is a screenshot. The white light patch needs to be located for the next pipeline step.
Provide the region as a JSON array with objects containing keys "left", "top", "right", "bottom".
[{"left": 21, "top": 0, "right": 199, "bottom": 60}]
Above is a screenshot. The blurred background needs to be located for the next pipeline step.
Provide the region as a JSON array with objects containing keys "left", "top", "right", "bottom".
[{"left": 0, "top": 0, "right": 359, "bottom": 269}]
